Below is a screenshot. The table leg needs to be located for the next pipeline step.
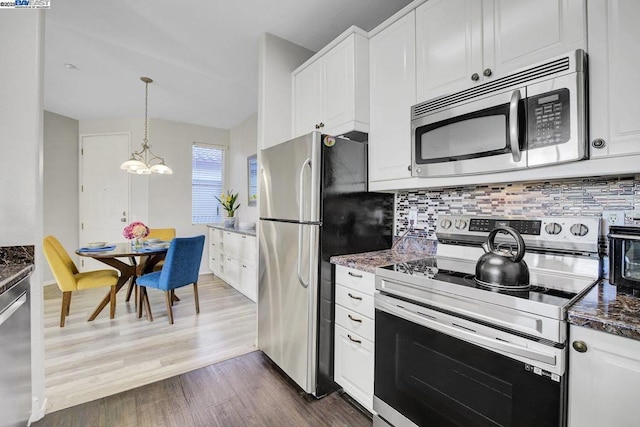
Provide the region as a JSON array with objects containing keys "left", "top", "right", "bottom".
[{"left": 87, "top": 257, "right": 136, "bottom": 322}]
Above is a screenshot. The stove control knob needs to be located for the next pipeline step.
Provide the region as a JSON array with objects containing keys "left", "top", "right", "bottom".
[
  {"left": 570, "top": 223, "right": 589, "bottom": 237},
  {"left": 545, "top": 222, "right": 562, "bottom": 235},
  {"left": 440, "top": 219, "right": 452, "bottom": 229},
  {"left": 454, "top": 219, "right": 467, "bottom": 230}
]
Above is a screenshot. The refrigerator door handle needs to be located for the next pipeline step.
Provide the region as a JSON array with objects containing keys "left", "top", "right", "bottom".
[{"left": 297, "top": 158, "right": 311, "bottom": 288}]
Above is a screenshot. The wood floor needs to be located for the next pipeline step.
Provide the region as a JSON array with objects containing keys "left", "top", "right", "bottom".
[
  {"left": 33, "top": 350, "right": 371, "bottom": 427},
  {"left": 42, "top": 273, "right": 257, "bottom": 413}
]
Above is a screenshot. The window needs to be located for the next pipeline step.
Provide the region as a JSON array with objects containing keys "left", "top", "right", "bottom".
[{"left": 192, "top": 143, "right": 225, "bottom": 224}]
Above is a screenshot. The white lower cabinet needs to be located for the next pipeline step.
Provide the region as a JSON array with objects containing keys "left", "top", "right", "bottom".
[
  {"left": 334, "top": 265, "right": 376, "bottom": 412},
  {"left": 568, "top": 325, "right": 640, "bottom": 427},
  {"left": 208, "top": 227, "right": 257, "bottom": 302}
]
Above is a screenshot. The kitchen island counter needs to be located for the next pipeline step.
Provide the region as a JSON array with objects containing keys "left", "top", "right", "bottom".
[{"left": 568, "top": 280, "right": 640, "bottom": 341}]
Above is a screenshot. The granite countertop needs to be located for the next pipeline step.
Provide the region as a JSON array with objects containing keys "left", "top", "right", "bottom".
[
  {"left": 330, "top": 249, "right": 433, "bottom": 274},
  {"left": 0, "top": 264, "right": 33, "bottom": 296},
  {"left": 568, "top": 280, "right": 640, "bottom": 340},
  {"left": 207, "top": 223, "right": 256, "bottom": 237}
]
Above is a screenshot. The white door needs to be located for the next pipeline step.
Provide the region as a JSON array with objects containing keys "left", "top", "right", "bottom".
[{"left": 80, "top": 133, "right": 130, "bottom": 271}]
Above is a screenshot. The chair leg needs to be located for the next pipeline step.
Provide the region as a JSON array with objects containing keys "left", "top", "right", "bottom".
[
  {"left": 125, "top": 276, "right": 135, "bottom": 302},
  {"left": 60, "top": 291, "right": 71, "bottom": 327},
  {"left": 193, "top": 282, "right": 200, "bottom": 314},
  {"left": 143, "top": 288, "right": 153, "bottom": 322},
  {"left": 165, "top": 291, "right": 174, "bottom": 324},
  {"left": 137, "top": 286, "right": 143, "bottom": 319},
  {"left": 109, "top": 285, "right": 116, "bottom": 319}
]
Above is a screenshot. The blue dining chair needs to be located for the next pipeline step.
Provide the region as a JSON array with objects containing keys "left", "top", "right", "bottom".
[{"left": 136, "top": 235, "right": 205, "bottom": 324}]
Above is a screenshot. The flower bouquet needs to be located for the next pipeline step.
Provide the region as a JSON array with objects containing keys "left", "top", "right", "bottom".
[{"left": 123, "top": 221, "right": 150, "bottom": 249}]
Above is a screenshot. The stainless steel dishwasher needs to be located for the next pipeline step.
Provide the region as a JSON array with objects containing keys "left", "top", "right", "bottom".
[{"left": 0, "top": 270, "right": 31, "bottom": 427}]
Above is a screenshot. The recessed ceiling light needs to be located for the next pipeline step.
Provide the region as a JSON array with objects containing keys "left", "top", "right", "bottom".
[{"left": 64, "top": 63, "right": 77, "bottom": 70}]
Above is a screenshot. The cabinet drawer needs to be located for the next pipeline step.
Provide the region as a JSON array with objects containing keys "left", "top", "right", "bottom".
[
  {"left": 334, "top": 324, "right": 374, "bottom": 412},
  {"left": 335, "top": 266, "right": 375, "bottom": 295},
  {"left": 335, "top": 304, "right": 374, "bottom": 342},
  {"left": 335, "top": 284, "right": 374, "bottom": 318}
]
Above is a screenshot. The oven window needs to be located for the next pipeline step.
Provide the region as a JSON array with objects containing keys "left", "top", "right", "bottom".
[
  {"left": 375, "top": 309, "right": 564, "bottom": 427},
  {"left": 416, "top": 104, "right": 511, "bottom": 164}
]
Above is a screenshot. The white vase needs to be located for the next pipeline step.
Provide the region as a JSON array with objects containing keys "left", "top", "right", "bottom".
[{"left": 224, "top": 216, "right": 236, "bottom": 228}]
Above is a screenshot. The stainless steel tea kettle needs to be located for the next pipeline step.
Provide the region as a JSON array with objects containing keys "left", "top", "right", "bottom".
[{"left": 475, "top": 226, "right": 530, "bottom": 287}]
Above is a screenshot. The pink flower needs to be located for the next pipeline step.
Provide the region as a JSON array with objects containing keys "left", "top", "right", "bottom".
[{"left": 123, "top": 221, "right": 150, "bottom": 240}]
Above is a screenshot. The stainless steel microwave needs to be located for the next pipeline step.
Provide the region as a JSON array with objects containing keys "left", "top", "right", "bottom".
[
  {"left": 609, "top": 225, "right": 640, "bottom": 290},
  {"left": 411, "top": 50, "right": 588, "bottom": 178}
]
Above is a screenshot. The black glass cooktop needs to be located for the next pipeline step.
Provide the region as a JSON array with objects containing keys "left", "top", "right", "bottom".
[{"left": 380, "top": 258, "right": 577, "bottom": 308}]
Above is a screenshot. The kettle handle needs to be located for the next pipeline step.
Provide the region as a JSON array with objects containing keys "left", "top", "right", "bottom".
[{"left": 487, "top": 226, "right": 526, "bottom": 262}]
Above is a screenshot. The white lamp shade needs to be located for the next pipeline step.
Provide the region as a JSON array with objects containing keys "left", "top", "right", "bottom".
[
  {"left": 121, "top": 159, "right": 146, "bottom": 171},
  {"left": 150, "top": 163, "right": 173, "bottom": 174}
]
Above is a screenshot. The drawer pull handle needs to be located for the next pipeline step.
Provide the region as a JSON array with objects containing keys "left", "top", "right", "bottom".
[
  {"left": 347, "top": 334, "right": 361, "bottom": 344},
  {"left": 348, "top": 314, "right": 362, "bottom": 323},
  {"left": 348, "top": 293, "right": 362, "bottom": 301},
  {"left": 348, "top": 271, "right": 363, "bottom": 278}
]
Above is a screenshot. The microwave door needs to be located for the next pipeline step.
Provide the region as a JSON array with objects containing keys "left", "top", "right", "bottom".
[
  {"left": 412, "top": 87, "right": 527, "bottom": 177},
  {"left": 526, "top": 72, "right": 587, "bottom": 167}
]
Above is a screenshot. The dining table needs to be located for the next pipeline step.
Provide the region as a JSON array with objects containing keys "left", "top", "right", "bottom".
[{"left": 75, "top": 242, "right": 169, "bottom": 321}]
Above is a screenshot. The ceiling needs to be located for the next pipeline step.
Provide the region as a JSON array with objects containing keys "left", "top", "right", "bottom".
[{"left": 44, "top": 0, "right": 412, "bottom": 130}]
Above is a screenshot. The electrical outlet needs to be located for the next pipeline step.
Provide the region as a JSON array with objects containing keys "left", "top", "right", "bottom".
[
  {"left": 602, "top": 210, "right": 625, "bottom": 234},
  {"left": 408, "top": 209, "right": 418, "bottom": 225}
]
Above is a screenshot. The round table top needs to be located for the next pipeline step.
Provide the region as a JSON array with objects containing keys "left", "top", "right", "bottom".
[{"left": 76, "top": 242, "right": 169, "bottom": 258}]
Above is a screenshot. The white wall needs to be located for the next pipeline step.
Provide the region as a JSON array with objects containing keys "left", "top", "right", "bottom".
[
  {"left": 79, "top": 117, "right": 230, "bottom": 273},
  {"left": 43, "top": 111, "right": 79, "bottom": 284},
  {"left": 229, "top": 114, "right": 258, "bottom": 224},
  {"left": 257, "top": 33, "right": 314, "bottom": 150},
  {"left": 0, "top": 10, "right": 46, "bottom": 422}
]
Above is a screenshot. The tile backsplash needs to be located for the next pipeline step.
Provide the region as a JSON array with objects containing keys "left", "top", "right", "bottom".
[{"left": 396, "top": 175, "right": 640, "bottom": 239}]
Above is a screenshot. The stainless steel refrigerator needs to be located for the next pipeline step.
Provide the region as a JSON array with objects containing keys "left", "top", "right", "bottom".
[{"left": 258, "top": 132, "right": 393, "bottom": 397}]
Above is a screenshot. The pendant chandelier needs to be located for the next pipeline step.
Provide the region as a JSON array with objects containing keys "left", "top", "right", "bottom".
[{"left": 120, "top": 77, "right": 173, "bottom": 175}]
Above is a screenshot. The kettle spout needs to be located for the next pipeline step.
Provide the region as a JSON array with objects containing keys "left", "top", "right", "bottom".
[{"left": 481, "top": 242, "right": 490, "bottom": 253}]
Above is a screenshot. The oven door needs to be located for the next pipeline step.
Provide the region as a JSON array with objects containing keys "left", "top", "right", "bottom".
[
  {"left": 374, "top": 294, "right": 566, "bottom": 427},
  {"left": 411, "top": 87, "right": 527, "bottom": 177}
]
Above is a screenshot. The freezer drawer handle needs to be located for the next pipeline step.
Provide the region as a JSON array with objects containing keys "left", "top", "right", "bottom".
[
  {"left": 0, "top": 293, "right": 26, "bottom": 326},
  {"left": 296, "top": 158, "right": 312, "bottom": 289},
  {"left": 348, "top": 314, "right": 363, "bottom": 323},
  {"left": 348, "top": 292, "right": 363, "bottom": 301},
  {"left": 347, "top": 334, "right": 362, "bottom": 344},
  {"left": 348, "top": 272, "right": 363, "bottom": 278}
]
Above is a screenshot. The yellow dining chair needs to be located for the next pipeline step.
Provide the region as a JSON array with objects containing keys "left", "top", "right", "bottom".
[{"left": 43, "top": 235, "right": 120, "bottom": 327}]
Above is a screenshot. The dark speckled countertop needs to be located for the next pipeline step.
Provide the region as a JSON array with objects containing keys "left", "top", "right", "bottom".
[
  {"left": 0, "top": 245, "right": 35, "bottom": 296},
  {"left": 568, "top": 281, "right": 640, "bottom": 340},
  {"left": 329, "top": 237, "right": 436, "bottom": 274}
]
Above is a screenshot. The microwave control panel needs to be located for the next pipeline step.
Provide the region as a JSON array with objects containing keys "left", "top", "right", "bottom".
[{"left": 527, "top": 88, "right": 570, "bottom": 149}]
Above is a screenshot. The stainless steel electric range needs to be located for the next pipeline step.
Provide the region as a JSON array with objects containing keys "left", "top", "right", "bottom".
[{"left": 373, "top": 215, "right": 601, "bottom": 427}]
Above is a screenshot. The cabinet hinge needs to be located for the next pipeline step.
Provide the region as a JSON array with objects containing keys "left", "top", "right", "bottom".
[
  {"left": 81, "top": 148, "right": 83, "bottom": 155},
  {"left": 81, "top": 223, "right": 84, "bottom": 230}
]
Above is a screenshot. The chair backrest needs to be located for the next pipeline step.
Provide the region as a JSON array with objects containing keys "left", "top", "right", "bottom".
[
  {"left": 146, "top": 228, "right": 176, "bottom": 241},
  {"left": 157, "top": 235, "right": 205, "bottom": 291},
  {"left": 43, "top": 235, "right": 78, "bottom": 292}
]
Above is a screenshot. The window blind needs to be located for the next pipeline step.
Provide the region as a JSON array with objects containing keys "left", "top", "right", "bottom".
[{"left": 192, "top": 143, "right": 225, "bottom": 224}]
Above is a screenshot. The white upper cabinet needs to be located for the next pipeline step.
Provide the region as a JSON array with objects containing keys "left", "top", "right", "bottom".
[
  {"left": 369, "top": 11, "right": 416, "bottom": 183},
  {"left": 588, "top": 0, "right": 640, "bottom": 159},
  {"left": 416, "top": 0, "right": 586, "bottom": 103},
  {"left": 293, "top": 28, "right": 369, "bottom": 138}
]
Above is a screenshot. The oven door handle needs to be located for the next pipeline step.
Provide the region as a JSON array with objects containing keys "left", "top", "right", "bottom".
[
  {"left": 608, "top": 234, "right": 640, "bottom": 241},
  {"left": 376, "top": 297, "right": 557, "bottom": 366}
]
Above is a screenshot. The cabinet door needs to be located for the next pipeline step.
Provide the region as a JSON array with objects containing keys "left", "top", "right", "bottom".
[
  {"left": 334, "top": 324, "right": 374, "bottom": 412},
  {"left": 588, "top": 0, "right": 640, "bottom": 159},
  {"left": 568, "top": 326, "right": 640, "bottom": 426},
  {"left": 223, "top": 255, "right": 240, "bottom": 291},
  {"left": 223, "top": 231, "right": 242, "bottom": 260},
  {"left": 369, "top": 11, "right": 416, "bottom": 182},
  {"left": 322, "top": 34, "right": 356, "bottom": 132},
  {"left": 416, "top": 0, "right": 483, "bottom": 102},
  {"left": 209, "top": 229, "right": 223, "bottom": 276},
  {"left": 483, "top": 0, "right": 586, "bottom": 78},
  {"left": 239, "top": 234, "right": 256, "bottom": 267},
  {"left": 240, "top": 263, "right": 257, "bottom": 302},
  {"left": 293, "top": 59, "right": 322, "bottom": 138}
]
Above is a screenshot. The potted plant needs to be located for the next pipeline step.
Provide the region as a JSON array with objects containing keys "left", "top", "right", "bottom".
[{"left": 216, "top": 190, "right": 240, "bottom": 228}]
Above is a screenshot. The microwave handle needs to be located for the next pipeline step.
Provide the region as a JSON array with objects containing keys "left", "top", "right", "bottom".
[{"left": 509, "top": 90, "right": 522, "bottom": 162}]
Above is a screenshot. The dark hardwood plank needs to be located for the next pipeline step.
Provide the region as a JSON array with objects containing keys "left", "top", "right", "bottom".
[{"left": 33, "top": 351, "right": 372, "bottom": 427}]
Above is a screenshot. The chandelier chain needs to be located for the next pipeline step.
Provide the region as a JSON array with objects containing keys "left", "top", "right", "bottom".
[{"left": 144, "top": 79, "right": 149, "bottom": 143}]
